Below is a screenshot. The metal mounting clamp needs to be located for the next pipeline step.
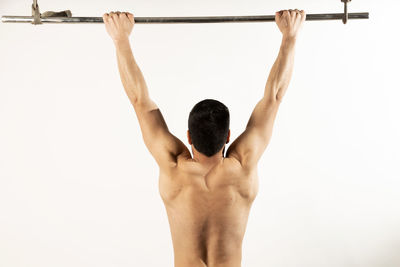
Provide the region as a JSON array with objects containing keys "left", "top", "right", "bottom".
[
  {"left": 31, "top": 0, "right": 72, "bottom": 25},
  {"left": 341, "top": 0, "right": 352, "bottom": 24},
  {"left": 31, "top": 0, "right": 41, "bottom": 25}
]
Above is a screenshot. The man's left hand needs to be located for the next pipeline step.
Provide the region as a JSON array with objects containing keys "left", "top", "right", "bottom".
[{"left": 103, "top": 11, "right": 135, "bottom": 43}]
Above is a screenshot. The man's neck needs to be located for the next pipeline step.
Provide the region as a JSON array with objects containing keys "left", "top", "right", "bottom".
[{"left": 192, "top": 146, "right": 225, "bottom": 165}]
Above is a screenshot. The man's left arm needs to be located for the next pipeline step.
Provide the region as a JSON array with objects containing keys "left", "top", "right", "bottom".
[{"left": 103, "top": 12, "right": 189, "bottom": 168}]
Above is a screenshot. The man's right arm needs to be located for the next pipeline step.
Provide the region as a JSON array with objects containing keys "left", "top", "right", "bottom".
[{"left": 226, "top": 9, "right": 306, "bottom": 168}]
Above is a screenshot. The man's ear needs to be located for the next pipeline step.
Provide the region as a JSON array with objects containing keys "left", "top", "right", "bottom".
[
  {"left": 226, "top": 129, "right": 231, "bottom": 144},
  {"left": 187, "top": 130, "right": 192, "bottom": 145}
]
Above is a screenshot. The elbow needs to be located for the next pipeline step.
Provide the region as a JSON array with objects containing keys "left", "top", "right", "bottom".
[
  {"left": 264, "top": 85, "right": 284, "bottom": 105},
  {"left": 275, "top": 93, "right": 284, "bottom": 103},
  {"left": 264, "top": 94, "right": 282, "bottom": 107},
  {"left": 129, "top": 90, "right": 149, "bottom": 106},
  {"left": 129, "top": 94, "right": 139, "bottom": 105},
  {"left": 274, "top": 86, "right": 286, "bottom": 103}
]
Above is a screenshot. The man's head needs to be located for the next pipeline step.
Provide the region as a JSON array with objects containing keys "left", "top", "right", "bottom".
[{"left": 187, "top": 99, "right": 230, "bottom": 157}]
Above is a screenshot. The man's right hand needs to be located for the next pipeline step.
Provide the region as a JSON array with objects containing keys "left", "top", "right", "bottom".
[{"left": 275, "top": 9, "right": 306, "bottom": 39}]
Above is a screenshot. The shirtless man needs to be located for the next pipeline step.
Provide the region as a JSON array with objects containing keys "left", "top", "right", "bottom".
[{"left": 103, "top": 9, "right": 305, "bottom": 267}]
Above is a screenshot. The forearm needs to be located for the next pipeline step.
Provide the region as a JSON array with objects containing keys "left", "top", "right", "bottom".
[
  {"left": 114, "top": 39, "right": 150, "bottom": 104},
  {"left": 264, "top": 37, "right": 297, "bottom": 102}
]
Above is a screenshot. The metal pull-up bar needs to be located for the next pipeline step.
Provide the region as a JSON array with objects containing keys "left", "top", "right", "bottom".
[
  {"left": 1, "top": 13, "right": 369, "bottom": 24},
  {"left": 1, "top": 0, "right": 369, "bottom": 25}
]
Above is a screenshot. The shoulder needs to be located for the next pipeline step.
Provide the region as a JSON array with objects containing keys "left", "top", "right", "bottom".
[
  {"left": 159, "top": 149, "right": 192, "bottom": 173},
  {"left": 225, "top": 154, "right": 257, "bottom": 175}
]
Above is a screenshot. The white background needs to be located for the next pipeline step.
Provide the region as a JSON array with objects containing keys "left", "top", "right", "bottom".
[{"left": 1, "top": 0, "right": 399, "bottom": 266}]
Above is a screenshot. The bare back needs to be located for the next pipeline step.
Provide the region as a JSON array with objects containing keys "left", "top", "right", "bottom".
[{"left": 159, "top": 153, "right": 259, "bottom": 267}]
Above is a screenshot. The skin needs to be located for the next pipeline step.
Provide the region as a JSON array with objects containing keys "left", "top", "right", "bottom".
[{"left": 103, "top": 9, "right": 305, "bottom": 267}]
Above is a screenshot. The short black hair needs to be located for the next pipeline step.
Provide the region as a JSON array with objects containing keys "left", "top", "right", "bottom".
[{"left": 188, "top": 99, "right": 230, "bottom": 157}]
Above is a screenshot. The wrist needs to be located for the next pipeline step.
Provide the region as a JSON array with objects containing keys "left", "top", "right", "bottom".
[
  {"left": 114, "top": 38, "right": 130, "bottom": 48},
  {"left": 282, "top": 35, "right": 297, "bottom": 43},
  {"left": 281, "top": 36, "right": 297, "bottom": 49}
]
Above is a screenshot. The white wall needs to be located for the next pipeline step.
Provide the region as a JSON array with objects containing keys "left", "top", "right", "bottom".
[{"left": 1, "top": 0, "right": 399, "bottom": 266}]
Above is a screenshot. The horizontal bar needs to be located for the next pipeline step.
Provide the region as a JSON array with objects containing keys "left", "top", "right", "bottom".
[{"left": 1, "top": 13, "right": 369, "bottom": 24}]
